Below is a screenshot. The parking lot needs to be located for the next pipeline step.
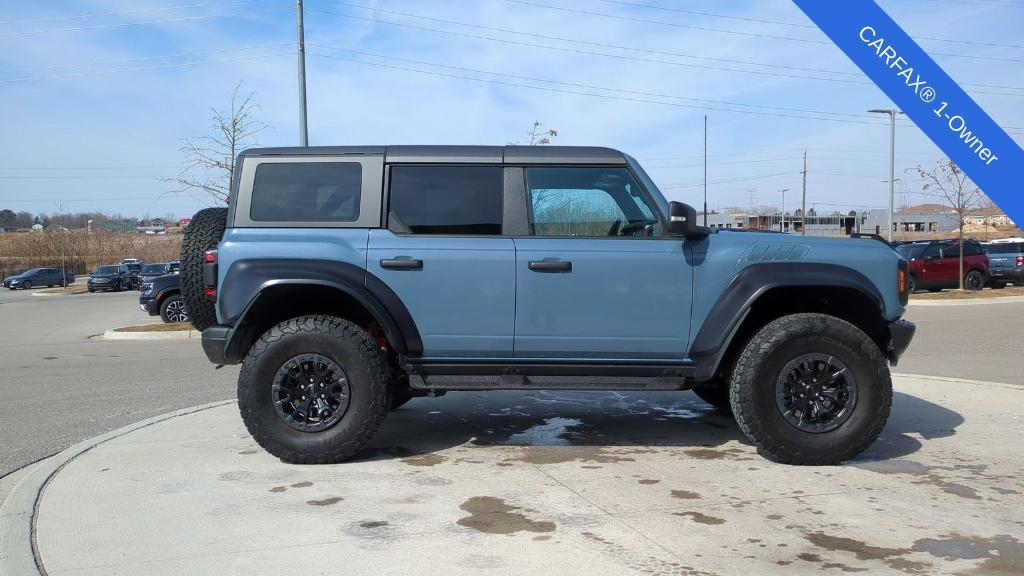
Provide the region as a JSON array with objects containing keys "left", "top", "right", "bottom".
[{"left": 1, "top": 286, "right": 1022, "bottom": 574}]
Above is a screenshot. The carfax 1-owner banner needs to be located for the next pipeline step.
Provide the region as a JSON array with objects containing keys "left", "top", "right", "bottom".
[{"left": 793, "top": 0, "right": 1024, "bottom": 225}]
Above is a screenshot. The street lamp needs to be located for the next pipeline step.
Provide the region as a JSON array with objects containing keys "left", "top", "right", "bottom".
[
  {"left": 779, "top": 188, "right": 790, "bottom": 232},
  {"left": 868, "top": 108, "right": 904, "bottom": 242}
]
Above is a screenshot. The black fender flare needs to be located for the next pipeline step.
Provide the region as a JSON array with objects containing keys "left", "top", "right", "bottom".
[
  {"left": 218, "top": 258, "right": 422, "bottom": 357},
  {"left": 689, "top": 262, "right": 885, "bottom": 380}
]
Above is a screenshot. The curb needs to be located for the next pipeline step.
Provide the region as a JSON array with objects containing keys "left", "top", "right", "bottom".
[
  {"left": 101, "top": 327, "right": 198, "bottom": 340},
  {"left": 893, "top": 372, "right": 1022, "bottom": 389},
  {"left": 0, "top": 400, "right": 235, "bottom": 576},
  {"left": 908, "top": 295, "right": 1024, "bottom": 306}
]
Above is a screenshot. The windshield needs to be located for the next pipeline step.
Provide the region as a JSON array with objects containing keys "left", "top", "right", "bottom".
[
  {"left": 985, "top": 243, "right": 1021, "bottom": 254},
  {"left": 896, "top": 243, "right": 928, "bottom": 259},
  {"left": 142, "top": 264, "right": 167, "bottom": 274},
  {"left": 94, "top": 266, "right": 119, "bottom": 274},
  {"left": 625, "top": 154, "right": 669, "bottom": 219}
]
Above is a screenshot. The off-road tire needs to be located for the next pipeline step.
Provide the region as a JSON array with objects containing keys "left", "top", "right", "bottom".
[
  {"left": 729, "top": 313, "right": 892, "bottom": 465},
  {"left": 692, "top": 382, "right": 732, "bottom": 413},
  {"left": 180, "top": 207, "right": 228, "bottom": 331},
  {"left": 238, "top": 315, "right": 390, "bottom": 464}
]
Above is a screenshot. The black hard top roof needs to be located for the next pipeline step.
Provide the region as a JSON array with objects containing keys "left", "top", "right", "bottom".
[{"left": 239, "top": 145, "right": 628, "bottom": 165}]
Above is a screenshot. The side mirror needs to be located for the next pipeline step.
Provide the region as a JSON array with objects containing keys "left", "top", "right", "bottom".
[{"left": 668, "top": 201, "right": 710, "bottom": 239}]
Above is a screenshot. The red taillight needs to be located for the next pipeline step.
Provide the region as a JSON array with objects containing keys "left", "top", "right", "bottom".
[
  {"left": 203, "top": 286, "right": 216, "bottom": 301},
  {"left": 1017, "top": 256, "right": 1023, "bottom": 267},
  {"left": 203, "top": 250, "right": 217, "bottom": 264}
]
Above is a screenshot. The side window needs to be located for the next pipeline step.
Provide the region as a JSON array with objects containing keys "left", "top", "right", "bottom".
[
  {"left": 250, "top": 163, "right": 361, "bottom": 222},
  {"left": 922, "top": 243, "right": 942, "bottom": 259},
  {"left": 942, "top": 243, "right": 961, "bottom": 259},
  {"left": 526, "top": 167, "right": 659, "bottom": 237},
  {"left": 963, "top": 243, "right": 983, "bottom": 256},
  {"left": 388, "top": 166, "right": 502, "bottom": 235}
]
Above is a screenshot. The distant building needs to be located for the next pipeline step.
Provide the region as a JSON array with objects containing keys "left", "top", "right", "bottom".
[
  {"left": 966, "top": 206, "right": 1013, "bottom": 227},
  {"left": 862, "top": 207, "right": 959, "bottom": 235}
]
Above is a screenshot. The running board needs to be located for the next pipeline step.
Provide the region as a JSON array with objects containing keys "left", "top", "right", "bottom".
[{"left": 405, "top": 361, "right": 691, "bottom": 391}]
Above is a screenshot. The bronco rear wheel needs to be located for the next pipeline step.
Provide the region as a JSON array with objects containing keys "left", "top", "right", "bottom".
[
  {"left": 237, "top": 315, "right": 390, "bottom": 464},
  {"left": 729, "top": 313, "right": 891, "bottom": 465},
  {"left": 180, "top": 207, "right": 227, "bottom": 331}
]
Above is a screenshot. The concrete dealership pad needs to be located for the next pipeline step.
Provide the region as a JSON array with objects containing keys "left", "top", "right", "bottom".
[{"left": 7, "top": 374, "right": 1024, "bottom": 575}]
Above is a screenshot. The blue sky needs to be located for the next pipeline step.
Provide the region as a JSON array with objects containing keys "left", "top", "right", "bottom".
[{"left": 2, "top": 0, "right": 1023, "bottom": 219}]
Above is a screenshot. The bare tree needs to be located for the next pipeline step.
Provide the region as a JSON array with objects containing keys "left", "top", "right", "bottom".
[
  {"left": 510, "top": 121, "right": 559, "bottom": 146},
  {"left": 913, "top": 159, "right": 984, "bottom": 290},
  {"left": 164, "top": 82, "right": 267, "bottom": 205}
]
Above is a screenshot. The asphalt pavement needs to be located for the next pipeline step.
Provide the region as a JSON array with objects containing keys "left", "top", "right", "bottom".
[
  {"left": 0, "top": 285, "right": 1018, "bottom": 481},
  {"left": 0, "top": 286, "right": 238, "bottom": 478}
]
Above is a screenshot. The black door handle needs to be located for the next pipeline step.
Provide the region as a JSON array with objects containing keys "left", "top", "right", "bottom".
[
  {"left": 528, "top": 260, "right": 572, "bottom": 272},
  {"left": 380, "top": 258, "right": 423, "bottom": 270}
]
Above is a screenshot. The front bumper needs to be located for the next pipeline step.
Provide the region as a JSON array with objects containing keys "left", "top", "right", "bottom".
[
  {"left": 139, "top": 296, "right": 160, "bottom": 315},
  {"left": 888, "top": 319, "right": 916, "bottom": 365}
]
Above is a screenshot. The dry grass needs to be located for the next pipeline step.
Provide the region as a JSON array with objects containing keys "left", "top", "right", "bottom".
[
  {"left": 113, "top": 322, "right": 193, "bottom": 332},
  {"left": 910, "top": 286, "right": 1024, "bottom": 300},
  {"left": 0, "top": 230, "right": 181, "bottom": 279}
]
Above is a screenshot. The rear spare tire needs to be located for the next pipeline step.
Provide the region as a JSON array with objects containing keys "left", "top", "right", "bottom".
[{"left": 180, "top": 207, "right": 227, "bottom": 331}]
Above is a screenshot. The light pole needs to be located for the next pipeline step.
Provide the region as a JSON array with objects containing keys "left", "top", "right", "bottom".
[
  {"left": 296, "top": 0, "right": 309, "bottom": 146},
  {"left": 868, "top": 108, "right": 903, "bottom": 242},
  {"left": 779, "top": 188, "right": 790, "bottom": 232}
]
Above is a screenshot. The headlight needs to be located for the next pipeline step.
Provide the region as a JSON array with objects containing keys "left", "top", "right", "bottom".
[{"left": 141, "top": 283, "right": 153, "bottom": 292}]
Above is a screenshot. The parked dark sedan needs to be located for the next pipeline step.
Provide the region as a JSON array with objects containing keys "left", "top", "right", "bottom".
[
  {"left": 87, "top": 265, "right": 132, "bottom": 292},
  {"left": 4, "top": 268, "right": 75, "bottom": 289},
  {"left": 139, "top": 273, "right": 189, "bottom": 323}
]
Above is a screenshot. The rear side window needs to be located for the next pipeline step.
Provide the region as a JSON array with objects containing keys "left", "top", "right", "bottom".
[
  {"left": 388, "top": 166, "right": 502, "bottom": 235},
  {"left": 250, "top": 163, "right": 361, "bottom": 222},
  {"left": 963, "top": 242, "right": 984, "bottom": 256}
]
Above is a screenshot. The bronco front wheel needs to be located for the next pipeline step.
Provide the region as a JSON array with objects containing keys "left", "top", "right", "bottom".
[
  {"left": 729, "top": 313, "right": 892, "bottom": 465},
  {"left": 237, "top": 315, "right": 390, "bottom": 464}
]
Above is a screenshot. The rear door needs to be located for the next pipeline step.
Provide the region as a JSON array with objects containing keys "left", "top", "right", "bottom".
[
  {"left": 512, "top": 166, "right": 692, "bottom": 360},
  {"left": 367, "top": 165, "right": 515, "bottom": 358}
]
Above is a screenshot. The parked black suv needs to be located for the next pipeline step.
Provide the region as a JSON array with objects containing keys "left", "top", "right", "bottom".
[
  {"left": 87, "top": 265, "right": 132, "bottom": 292},
  {"left": 138, "top": 262, "right": 171, "bottom": 289},
  {"left": 139, "top": 273, "right": 188, "bottom": 323}
]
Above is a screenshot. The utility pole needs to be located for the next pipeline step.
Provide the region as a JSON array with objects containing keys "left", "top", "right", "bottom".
[
  {"left": 801, "top": 150, "right": 807, "bottom": 236},
  {"left": 296, "top": 0, "right": 309, "bottom": 146},
  {"left": 779, "top": 188, "right": 790, "bottom": 232},
  {"left": 703, "top": 115, "right": 708, "bottom": 227}
]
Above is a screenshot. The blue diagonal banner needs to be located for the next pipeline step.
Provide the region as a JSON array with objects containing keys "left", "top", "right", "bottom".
[{"left": 793, "top": 0, "right": 1023, "bottom": 226}]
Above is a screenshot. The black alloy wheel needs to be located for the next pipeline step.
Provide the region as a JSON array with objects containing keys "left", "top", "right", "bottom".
[
  {"left": 964, "top": 270, "right": 984, "bottom": 291},
  {"left": 271, "top": 353, "right": 352, "bottom": 433},
  {"left": 775, "top": 353, "right": 858, "bottom": 434}
]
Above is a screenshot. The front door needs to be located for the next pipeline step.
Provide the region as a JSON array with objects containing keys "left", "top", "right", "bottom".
[
  {"left": 367, "top": 165, "right": 515, "bottom": 358},
  {"left": 513, "top": 166, "right": 693, "bottom": 360}
]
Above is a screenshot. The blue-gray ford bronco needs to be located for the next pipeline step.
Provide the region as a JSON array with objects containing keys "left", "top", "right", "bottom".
[{"left": 181, "top": 146, "right": 915, "bottom": 466}]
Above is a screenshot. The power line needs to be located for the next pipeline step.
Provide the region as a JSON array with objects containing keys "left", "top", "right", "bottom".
[
  {"left": 308, "top": 49, "right": 890, "bottom": 126},
  {"left": 598, "top": 0, "right": 1024, "bottom": 49},
  {"left": 662, "top": 172, "right": 795, "bottom": 189},
  {"left": 0, "top": 44, "right": 292, "bottom": 75},
  {"left": 312, "top": 4, "right": 1024, "bottom": 96},
  {"left": 506, "top": 0, "right": 1024, "bottom": 64},
  {"left": 0, "top": 7, "right": 291, "bottom": 37},
  {"left": 0, "top": 51, "right": 293, "bottom": 83},
  {"left": 308, "top": 44, "right": 881, "bottom": 121},
  {"left": 0, "top": 0, "right": 264, "bottom": 25}
]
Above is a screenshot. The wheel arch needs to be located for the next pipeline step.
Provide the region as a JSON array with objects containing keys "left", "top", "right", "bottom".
[
  {"left": 690, "top": 263, "right": 888, "bottom": 381},
  {"left": 218, "top": 259, "right": 422, "bottom": 364}
]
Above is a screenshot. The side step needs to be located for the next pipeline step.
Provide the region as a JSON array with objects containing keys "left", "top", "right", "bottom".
[{"left": 407, "top": 373, "right": 689, "bottom": 392}]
